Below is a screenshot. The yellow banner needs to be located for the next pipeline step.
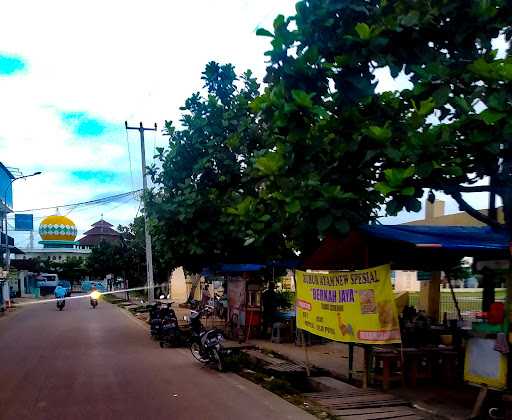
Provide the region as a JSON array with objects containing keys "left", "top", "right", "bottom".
[{"left": 296, "top": 264, "right": 401, "bottom": 344}]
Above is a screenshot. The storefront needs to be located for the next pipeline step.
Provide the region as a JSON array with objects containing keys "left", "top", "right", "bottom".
[{"left": 299, "top": 225, "right": 512, "bottom": 399}]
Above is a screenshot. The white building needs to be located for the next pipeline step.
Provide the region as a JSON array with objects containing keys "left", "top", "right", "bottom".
[
  {"left": 14, "top": 212, "right": 90, "bottom": 263},
  {"left": 16, "top": 246, "right": 90, "bottom": 263}
]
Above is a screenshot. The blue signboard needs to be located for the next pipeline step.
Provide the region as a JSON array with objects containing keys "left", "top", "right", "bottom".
[{"left": 15, "top": 214, "right": 33, "bottom": 231}]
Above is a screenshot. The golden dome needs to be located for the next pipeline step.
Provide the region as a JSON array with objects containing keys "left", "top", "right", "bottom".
[{"left": 39, "top": 214, "right": 77, "bottom": 241}]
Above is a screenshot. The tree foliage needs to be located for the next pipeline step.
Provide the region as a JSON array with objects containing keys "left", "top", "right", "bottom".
[
  {"left": 147, "top": 1, "right": 512, "bottom": 273},
  {"left": 11, "top": 257, "right": 86, "bottom": 283},
  {"left": 255, "top": 0, "right": 512, "bottom": 235},
  {"left": 147, "top": 62, "right": 291, "bottom": 272},
  {"left": 85, "top": 217, "right": 168, "bottom": 287}
]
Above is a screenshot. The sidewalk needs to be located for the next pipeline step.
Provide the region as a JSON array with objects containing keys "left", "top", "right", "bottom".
[
  {"left": 107, "top": 297, "right": 475, "bottom": 419},
  {"left": 1, "top": 296, "right": 40, "bottom": 318},
  {"left": 248, "top": 339, "right": 474, "bottom": 420},
  {"left": 248, "top": 339, "right": 365, "bottom": 380}
]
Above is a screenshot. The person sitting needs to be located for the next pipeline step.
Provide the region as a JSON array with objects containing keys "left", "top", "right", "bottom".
[
  {"left": 261, "top": 282, "right": 278, "bottom": 337},
  {"left": 201, "top": 284, "right": 210, "bottom": 309}
]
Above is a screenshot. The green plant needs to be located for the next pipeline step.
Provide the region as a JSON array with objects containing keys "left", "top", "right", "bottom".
[
  {"left": 145, "top": 1, "right": 512, "bottom": 276},
  {"left": 146, "top": 62, "right": 292, "bottom": 273},
  {"left": 254, "top": 0, "right": 512, "bottom": 246},
  {"left": 275, "top": 290, "right": 295, "bottom": 310}
]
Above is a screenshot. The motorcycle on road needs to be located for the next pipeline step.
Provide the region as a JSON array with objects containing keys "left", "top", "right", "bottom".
[
  {"left": 90, "top": 290, "right": 100, "bottom": 309},
  {"left": 56, "top": 299, "right": 66, "bottom": 311}
]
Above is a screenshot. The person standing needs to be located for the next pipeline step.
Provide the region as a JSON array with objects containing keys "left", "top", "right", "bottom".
[
  {"left": 261, "top": 282, "right": 278, "bottom": 337},
  {"left": 201, "top": 284, "right": 210, "bottom": 308}
]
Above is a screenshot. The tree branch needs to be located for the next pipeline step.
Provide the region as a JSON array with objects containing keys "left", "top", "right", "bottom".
[
  {"left": 456, "top": 185, "right": 494, "bottom": 193},
  {"left": 447, "top": 190, "right": 504, "bottom": 230}
]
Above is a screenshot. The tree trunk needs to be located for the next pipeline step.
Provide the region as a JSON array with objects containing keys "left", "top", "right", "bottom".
[
  {"left": 188, "top": 273, "right": 201, "bottom": 302},
  {"left": 501, "top": 137, "right": 512, "bottom": 235}
]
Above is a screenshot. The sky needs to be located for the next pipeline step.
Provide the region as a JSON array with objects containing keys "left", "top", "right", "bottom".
[
  {"left": 0, "top": 1, "right": 504, "bottom": 247},
  {"left": 0, "top": 0, "right": 297, "bottom": 247}
]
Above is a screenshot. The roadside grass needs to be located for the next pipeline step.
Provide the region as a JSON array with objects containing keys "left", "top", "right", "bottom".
[
  {"left": 408, "top": 288, "right": 505, "bottom": 318},
  {"left": 234, "top": 352, "right": 335, "bottom": 419}
]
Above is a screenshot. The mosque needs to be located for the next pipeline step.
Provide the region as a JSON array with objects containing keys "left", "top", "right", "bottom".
[{"left": 15, "top": 211, "right": 120, "bottom": 262}]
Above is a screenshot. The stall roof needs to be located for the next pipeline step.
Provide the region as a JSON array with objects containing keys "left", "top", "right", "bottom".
[
  {"left": 205, "top": 226, "right": 510, "bottom": 274},
  {"left": 303, "top": 225, "right": 511, "bottom": 271},
  {"left": 359, "top": 225, "right": 510, "bottom": 251},
  {"left": 217, "top": 263, "right": 266, "bottom": 273},
  {"left": 205, "top": 261, "right": 302, "bottom": 275}
]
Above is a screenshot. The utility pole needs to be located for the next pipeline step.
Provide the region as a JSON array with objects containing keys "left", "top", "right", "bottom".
[{"left": 125, "top": 121, "right": 157, "bottom": 303}]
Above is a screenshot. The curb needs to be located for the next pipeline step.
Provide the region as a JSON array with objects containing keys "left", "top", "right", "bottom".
[{"left": 109, "top": 300, "right": 149, "bottom": 331}]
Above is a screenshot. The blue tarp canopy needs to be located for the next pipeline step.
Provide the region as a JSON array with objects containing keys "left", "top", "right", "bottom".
[
  {"left": 359, "top": 225, "right": 510, "bottom": 252},
  {"left": 303, "top": 225, "right": 510, "bottom": 271},
  {"left": 203, "top": 225, "right": 510, "bottom": 274},
  {"left": 203, "top": 260, "right": 302, "bottom": 276},
  {"left": 216, "top": 263, "right": 266, "bottom": 273},
  {"left": 267, "top": 259, "right": 302, "bottom": 269}
]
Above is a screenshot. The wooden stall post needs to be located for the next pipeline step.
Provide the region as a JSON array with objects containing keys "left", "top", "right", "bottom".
[
  {"left": 419, "top": 271, "right": 441, "bottom": 322},
  {"left": 301, "top": 329, "right": 311, "bottom": 377},
  {"left": 363, "top": 345, "right": 371, "bottom": 390},
  {"left": 348, "top": 343, "right": 354, "bottom": 383},
  {"left": 446, "top": 272, "right": 462, "bottom": 321}
]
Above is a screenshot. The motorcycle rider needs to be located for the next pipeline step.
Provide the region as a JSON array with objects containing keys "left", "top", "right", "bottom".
[
  {"left": 54, "top": 284, "right": 67, "bottom": 300},
  {"left": 54, "top": 284, "right": 67, "bottom": 310},
  {"left": 90, "top": 286, "right": 100, "bottom": 307}
]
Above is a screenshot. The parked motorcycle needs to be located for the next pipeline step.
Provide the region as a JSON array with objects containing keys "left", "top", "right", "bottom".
[
  {"left": 149, "top": 302, "right": 163, "bottom": 339},
  {"left": 213, "top": 295, "right": 227, "bottom": 320},
  {"left": 90, "top": 290, "right": 100, "bottom": 309},
  {"left": 56, "top": 299, "right": 65, "bottom": 311},
  {"left": 186, "top": 298, "right": 201, "bottom": 310},
  {"left": 159, "top": 306, "right": 204, "bottom": 348},
  {"left": 190, "top": 327, "right": 232, "bottom": 371}
]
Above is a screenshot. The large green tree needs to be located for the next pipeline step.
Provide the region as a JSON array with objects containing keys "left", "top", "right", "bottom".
[
  {"left": 118, "top": 216, "right": 169, "bottom": 287},
  {"left": 85, "top": 217, "right": 168, "bottom": 288},
  {"left": 146, "top": 1, "right": 511, "bottom": 274},
  {"left": 146, "top": 62, "right": 291, "bottom": 272},
  {"left": 11, "top": 257, "right": 86, "bottom": 283},
  {"left": 85, "top": 240, "right": 123, "bottom": 280},
  {"left": 251, "top": 0, "right": 512, "bottom": 245}
]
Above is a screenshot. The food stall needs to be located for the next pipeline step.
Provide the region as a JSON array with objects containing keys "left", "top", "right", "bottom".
[
  {"left": 207, "top": 264, "right": 266, "bottom": 341},
  {"left": 301, "top": 225, "right": 511, "bottom": 397}
]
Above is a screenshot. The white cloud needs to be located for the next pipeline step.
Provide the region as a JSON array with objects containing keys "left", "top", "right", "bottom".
[
  {"left": 0, "top": 0, "right": 295, "bottom": 239},
  {"left": 0, "top": 0, "right": 498, "bottom": 244}
]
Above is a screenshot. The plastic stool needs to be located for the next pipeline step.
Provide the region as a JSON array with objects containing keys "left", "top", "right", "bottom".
[
  {"left": 271, "top": 322, "right": 283, "bottom": 343},
  {"left": 372, "top": 350, "right": 403, "bottom": 391}
]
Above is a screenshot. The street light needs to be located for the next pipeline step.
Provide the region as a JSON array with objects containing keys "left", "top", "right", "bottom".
[{"left": 2, "top": 171, "right": 42, "bottom": 269}]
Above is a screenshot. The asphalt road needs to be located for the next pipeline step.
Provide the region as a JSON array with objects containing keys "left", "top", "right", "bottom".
[{"left": 0, "top": 296, "right": 313, "bottom": 420}]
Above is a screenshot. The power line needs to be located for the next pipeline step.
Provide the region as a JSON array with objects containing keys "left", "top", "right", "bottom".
[
  {"left": 126, "top": 128, "right": 135, "bottom": 191},
  {"left": 134, "top": 197, "right": 142, "bottom": 219},
  {"left": 13, "top": 189, "right": 142, "bottom": 213},
  {"left": 65, "top": 192, "right": 139, "bottom": 217}
]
